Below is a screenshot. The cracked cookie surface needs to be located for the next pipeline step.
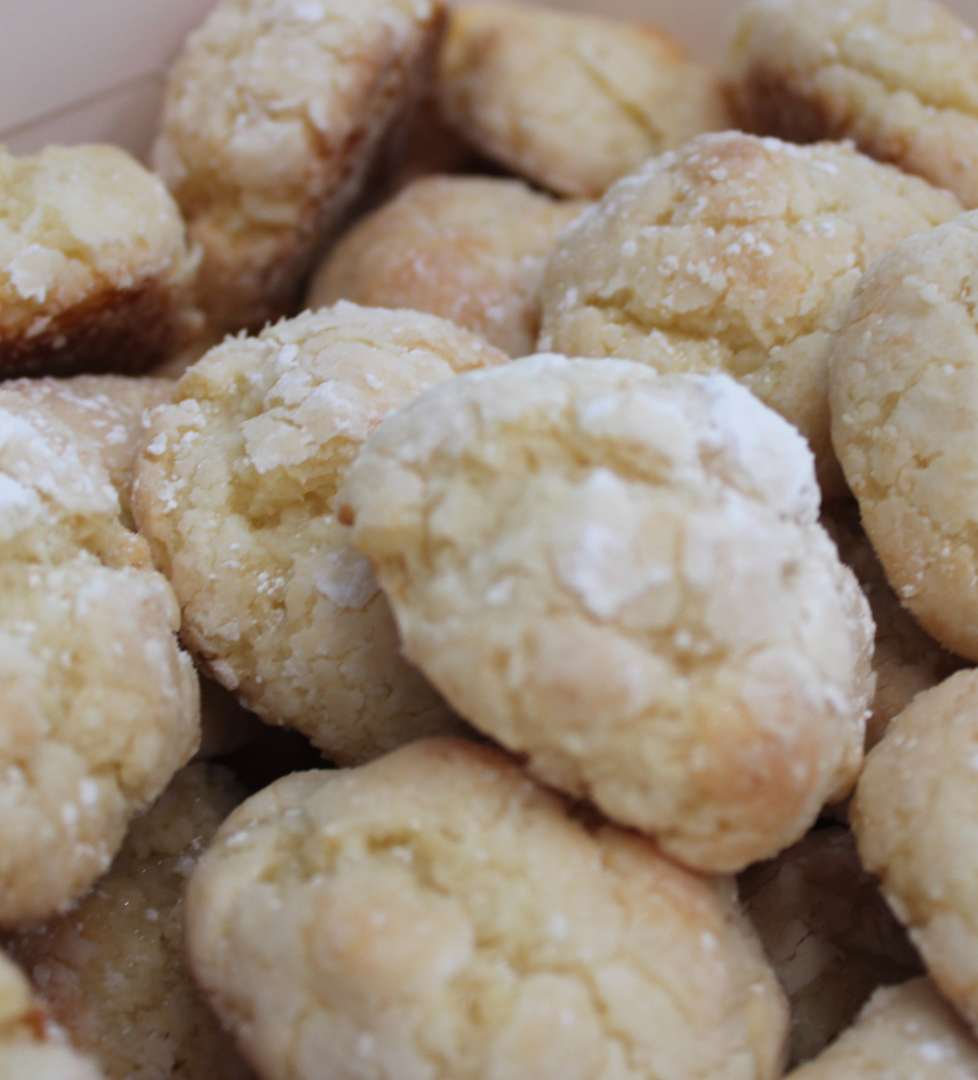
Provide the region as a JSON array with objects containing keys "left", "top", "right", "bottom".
[
  {"left": 538, "top": 132, "right": 960, "bottom": 496},
  {"left": 439, "top": 3, "right": 731, "bottom": 198},
  {"left": 186, "top": 738, "right": 789, "bottom": 1080},
  {"left": 731, "top": 0, "right": 978, "bottom": 209},
  {"left": 153, "top": 0, "right": 444, "bottom": 334},
  {"left": 340, "top": 355, "right": 874, "bottom": 872},
  {"left": 133, "top": 303, "right": 505, "bottom": 765}
]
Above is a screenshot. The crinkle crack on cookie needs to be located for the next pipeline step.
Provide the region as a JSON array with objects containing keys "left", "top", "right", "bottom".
[
  {"left": 152, "top": 0, "right": 446, "bottom": 334},
  {"left": 439, "top": 3, "right": 732, "bottom": 198},
  {"left": 339, "top": 356, "right": 875, "bottom": 872},
  {"left": 0, "top": 393, "right": 200, "bottom": 928},
  {"left": 831, "top": 210, "right": 978, "bottom": 662},
  {"left": 0, "top": 950, "right": 103, "bottom": 1080},
  {"left": 186, "top": 738, "right": 789, "bottom": 1080},
  {"left": 731, "top": 0, "right": 978, "bottom": 210},
  {"left": 5, "top": 765, "right": 252, "bottom": 1080},
  {"left": 306, "top": 175, "right": 589, "bottom": 357},
  {"left": 538, "top": 132, "right": 961, "bottom": 497},
  {"left": 0, "top": 144, "right": 201, "bottom": 380},
  {"left": 852, "top": 670, "right": 978, "bottom": 1038},
  {"left": 133, "top": 303, "right": 506, "bottom": 765},
  {"left": 785, "top": 978, "right": 978, "bottom": 1079}
]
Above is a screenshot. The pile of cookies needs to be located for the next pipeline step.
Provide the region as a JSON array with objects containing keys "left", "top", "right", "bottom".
[{"left": 3, "top": 0, "right": 978, "bottom": 1076}]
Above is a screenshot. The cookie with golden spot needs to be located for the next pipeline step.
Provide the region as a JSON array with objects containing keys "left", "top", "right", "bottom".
[
  {"left": 6, "top": 765, "right": 252, "bottom": 1080},
  {"left": 538, "top": 132, "right": 960, "bottom": 496},
  {"left": 0, "top": 144, "right": 201, "bottom": 380},
  {"left": 339, "top": 355, "right": 874, "bottom": 872},
  {"left": 152, "top": 0, "right": 445, "bottom": 334},
  {"left": 306, "top": 176, "right": 588, "bottom": 357},
  {"left": 731, "top": 0, "right": 978, "bottom": 209},
  {"left": 439, "top": 3, "right": 731, "bottom": 198},
  {"left": 186, "top": 738, "right": 789, "bottom": 1080},
  {"left": 740, "top": 826, "right": 921, "bottom": 1066},
  {"left": 785, "top": 979, "right": 978, "bottom": 1079},
  {"left": 853, "top": 670, "right": 978, "bottom": 1037},
  {"left": 133, "top": 303, "right": 506, "bottom": 765}
]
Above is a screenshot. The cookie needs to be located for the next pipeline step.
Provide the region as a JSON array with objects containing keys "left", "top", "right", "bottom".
[
  {"left": 0, "top": 144, "right": 200, "bottom": 380},
  {"left": 852, "top": 669, "right": 978, "bottom": 1036},
  {"left": 740, "top": 826, "right": 921, "bottom": 1066},
  {"left": 6, "top": 765, "right": 252, "bottom": 1080},
  {"left": 439, "top": 3, "right": 731, "bottom": 198},
  {"left": 785, "top": 979, "right": 978, "bottom": 1079},
  {"left": 830, "top": 211, "right": 978, "bottom": 661},
  {"left": 339, "top": 356, "right": 874, "bottom": 872},
  {"left": 0, "top": 950, "right": 102, "bottom": 1080},
  {"left": 0, "top": 393, "right": 199, "bottom": 926},
  {"left": 133, "top": 303, "right": 506, "bottom": 765},
  {"left": 731, "top": 0, "right": 978, "bottom": 209},
  {"left": 1, "top": 375, "right": 173, "bottom": 527},
  {"left": 538, "top": 132, "right": 960, "bottom": 496},
  {"left": 186, "top": 738, "right": 789, "bottom": 1080},
  {"left": 306, "top": 176, "right": 588, "bottom": 357},
  {"left": 821, "top": 501, "right": 964, "bottom": 748},
  {"left": 152, "top": 0, "right": 445, "bottom": 334}
]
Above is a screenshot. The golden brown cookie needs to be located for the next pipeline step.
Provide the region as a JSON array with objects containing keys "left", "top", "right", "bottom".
[
  {"left": 340, "top": 356, "right": 875, "bottom": 872},
  {"left": 133, "top": 303, "right": 505, "bottom": 765},
  {"left": 306, "top": 176, "right": 587, "bottom": 357},
  {"left": 439, "top": 3, "right": 731, "bottom": 198},
  {"left": 6, "top": 765, "right": 252, "bottom": 1080},
  {"left": 831, "top": 210, "right": 978, "bottom": 662},
  {"left": 0, "top": 144, "right": 200, "bottom": 380},
  {"left": 731, "top": 0, "right": 978, "bottom": 209},
  {"left": 153, "top": 0, "right": 446, "bottom": 334},
  {"left": 538, "top": 132, "right": 960, "bottom": 496},
  {"left": 186, "top": 738, "right": 789, "bottom": 1080},
  {"left": 740, "top": 826, "right": 921, "bottom": 1066}
]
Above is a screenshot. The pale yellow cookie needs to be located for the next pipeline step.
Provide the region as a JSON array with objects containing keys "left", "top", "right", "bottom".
[
  {"left": 830, "top": 211, "right": 978, "bottom": 662},
  {"left": 339, "top": 356, "right": 874, "bottom": 872},
  {"left": 822, "top": 502, "right": 964, "bottom": 748},
  {"left": 153, "top": 0, "right": 445, "bottom": 334},
  {"left": 538, "top": 132, "right": 960, "bottom": 496},
  {"left": 6, "top": 765, "right": 252, "bottom": 1080},
  {"left": 0, "top": 393, "right": 199, "bottom": 927},
  {"left": 133, "top": 303, "right": 505, "bottom": 765},
  {"left": 731, "top": 0, "right": 978, "bottom": 209},
  {"left": 852, "top": 670, "right": 978, "bottom": 1037},
  {"left": 786, "top": 979, "right": 978, "bottom": 1079},
  {"left": 439, "top": 4, "right": 732, "bottom": 198},
  {"left": 0, "top": 950, "right": 103, "bottom": 1080},
  {"left": 306, "top": 176, "right": 588, "bottom": 357},
  {"left": 186, "top": 738, "right": 789, "bottom": 1080},
  {"left": 0, "top": 144, "right": 200, "bottom": 380},
  {"left": 740, "top": 826, "right": 921, "bottom": 1066}
]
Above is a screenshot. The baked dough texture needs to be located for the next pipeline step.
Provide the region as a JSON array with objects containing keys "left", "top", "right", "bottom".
[
  {"left": 830, "top": 211, "right": 978, "bottom": 662},
  {"left": 852, "top": 669, "right": 978, "bottom": 1036},
  {"left": 538, "top": 132, "right": 961, "bottom": 496},
  {"left": 0, "top": 393, "right": 199, "bottom": 927},
  {"left": 306, "top": 176, "right": 588, "bottom": 357},
  {"left": 152, "top": 0, "right": 445, "bottom": 334},
  {"left": 0, "top": 950, "right": 103, "bottom": 1080},
  {"left": 339, "top": 355, "right": 875, "bottom": 872},
  {"left": 439, "top": 3, "right": 732, "bottom": 198},
  {"left": 821, "top": 501, "right": 963, "bottom": 749},
  {"left": 740, "top": 826, "right": 921, "bottom": 1066},
  {"left": 186, "top": 738, "right": 789, "bottom": 1080},
  {"left": 730, "top": 0, "right": 978, "bottom": 210},
  {"left": 0, "top": 144, "right": 201, "bottom": 380},
  {"left": 133, "top": 303, "right": 505, "bottom": 765},
  {"left": 785, "top": 978, "right": 978, "bottom": 1079},
  {"left": 6, "top": 765, "right": 252, "bottom": 1080}
]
